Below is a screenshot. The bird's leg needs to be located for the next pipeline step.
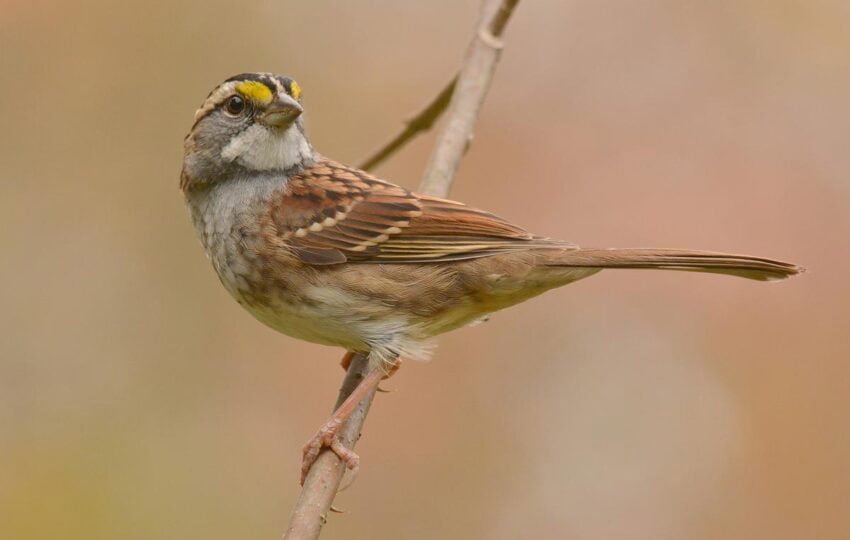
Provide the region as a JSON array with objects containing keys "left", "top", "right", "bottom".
[
  {"left": 301, "top": 356, "right": 401, "bottom": 485},
  {"left": 380, "top": 356, "right": 402, "bottom": 378},
  {"left": 340, "top": 350, "right": 401, "bottom": 391},
  {"left": 339, "top": 351, "right": 354, "bottom": 371}
]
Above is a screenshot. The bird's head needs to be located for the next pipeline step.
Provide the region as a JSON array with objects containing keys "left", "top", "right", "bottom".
[{"left": 181, "top": 73, "right": 314, "bottom": 191}]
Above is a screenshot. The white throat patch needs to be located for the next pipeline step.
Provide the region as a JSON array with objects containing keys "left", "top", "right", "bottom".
[{"left": 221, "top": 124, "right": 313, "bottom": 171}]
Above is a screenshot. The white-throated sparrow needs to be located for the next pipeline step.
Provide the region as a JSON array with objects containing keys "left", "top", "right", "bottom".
[{"left": 181, "top": 73, "right": 801, "bottom": 482}]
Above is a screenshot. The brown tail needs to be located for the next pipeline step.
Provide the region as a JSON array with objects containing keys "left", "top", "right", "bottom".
[{"left": 551, "top": 248, "right": 803, "bottom": 282}]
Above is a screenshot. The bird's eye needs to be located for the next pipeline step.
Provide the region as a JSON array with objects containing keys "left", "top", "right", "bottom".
[{"left": 224, "top": 95, "right": 246, "bottom": 116}]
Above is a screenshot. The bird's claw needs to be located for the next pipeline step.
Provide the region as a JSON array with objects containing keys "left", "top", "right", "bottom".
[{"left": 300, "top": 417, "right": 360, "bottom": 485}]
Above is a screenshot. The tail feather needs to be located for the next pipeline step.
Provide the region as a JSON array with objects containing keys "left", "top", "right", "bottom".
[{"left": 550, "top": 248, "right": 803, "bottom": 282}]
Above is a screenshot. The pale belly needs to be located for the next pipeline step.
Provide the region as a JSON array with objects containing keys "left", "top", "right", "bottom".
[
  {"left": 238, "top": 292, "right": 372, "bottom": 352},
  {"left": 223, "top": 262, "right": 599, "bottom": 363},
  {"left": 231, "top": 282, "right": 443, "bottom": 362}
]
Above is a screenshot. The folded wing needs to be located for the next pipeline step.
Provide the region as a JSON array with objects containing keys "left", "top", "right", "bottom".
[{"left": 270, "top": 159, "right": 570, "bottom": 265}]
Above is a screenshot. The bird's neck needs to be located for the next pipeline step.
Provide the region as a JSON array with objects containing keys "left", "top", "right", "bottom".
[
  {"left": 184, "top": 172, "right": 286, "bottom": 255},
  {"left": 221, "top": 123, "right": 316, "bottom": 173}
]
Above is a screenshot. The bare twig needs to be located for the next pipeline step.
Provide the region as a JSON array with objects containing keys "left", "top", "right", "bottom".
[
  {"left": 420, "top": 0, "right": 519, "bottom": 196},
  {"left": 358, "top": 0, "right": 520, "bottom": 175},
  {"left": 358, "top": 79, "right": 455, "bottom": 171},
  {"left": 283, "top": 1, "right": 520, "bottom": 538},
  {"left": 284, "top": 352, "right": 373, "bottom": 539}
]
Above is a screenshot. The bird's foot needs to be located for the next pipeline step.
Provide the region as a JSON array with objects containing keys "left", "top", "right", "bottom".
[
  {"left": 302, "top": 354, "right": 401, "bottom": 485},
  {"left": 300, "top": 416, "right": 360, "bottom": 486}
]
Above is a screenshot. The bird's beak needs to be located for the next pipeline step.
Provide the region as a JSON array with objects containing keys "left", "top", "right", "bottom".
[{"left": 260, "top": 94, "right": 303, "bottom": 128}]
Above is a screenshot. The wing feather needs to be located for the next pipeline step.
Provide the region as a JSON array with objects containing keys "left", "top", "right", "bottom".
[{"left": 269, "top": 159, "right": 573, "bottom": 265}]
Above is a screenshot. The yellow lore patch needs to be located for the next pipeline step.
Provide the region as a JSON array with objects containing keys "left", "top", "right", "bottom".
[
  {"left": 235, "top": 81, "right": 273, "bottom": 104},
  {"left": 290, "top": 81, "right": 302, "bottom": 100}
]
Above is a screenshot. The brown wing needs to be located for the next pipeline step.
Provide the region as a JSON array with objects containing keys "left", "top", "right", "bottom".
[{"left": 268, "top": 159, "right": 572, "bottom": 266}]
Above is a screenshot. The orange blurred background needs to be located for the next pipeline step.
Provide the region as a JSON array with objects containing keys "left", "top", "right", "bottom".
[{"left": 1, "top": 1, "right": 847, "bottom": 538}]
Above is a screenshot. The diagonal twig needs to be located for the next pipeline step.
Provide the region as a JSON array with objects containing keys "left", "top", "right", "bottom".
[
  {"left": 283, "top": 1, "right": 521, "bottom": 538},
  {"left": 419, "top": 0, "right": 519, "bottom": 196},
  {"left": 357, "top": 79, "right": 456, "bottom": 171},
  {"left": 358, "top": 0, "right": 520, "bottom": 175},
  {"left": 283, "top": 352, "right": 374, "bottom": 540}
]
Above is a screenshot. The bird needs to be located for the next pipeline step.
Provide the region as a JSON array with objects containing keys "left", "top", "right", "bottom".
[{"left": 180, "top": 72, "right": 802, "bottom": 484}]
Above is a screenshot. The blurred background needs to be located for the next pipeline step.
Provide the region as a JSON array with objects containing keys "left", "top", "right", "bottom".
[{"left": 1, "top": 1, "right": 847, "bottom": 538}]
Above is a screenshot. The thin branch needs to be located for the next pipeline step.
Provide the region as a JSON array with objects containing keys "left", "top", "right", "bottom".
[
  {"left": 420, "top": 0, "right": 520, "bottom": 196},
  {"left": 358, "top": 79, "right": 456, "bottom": 171},
  {"left": 358, "top": 0, "right": 520, "bottom": 175},
  {"left": 283, "top": 352, "right": 373, "bottom": 540},
  {"left": 283, "top": 1, "right": 521, "bottom": 538}
]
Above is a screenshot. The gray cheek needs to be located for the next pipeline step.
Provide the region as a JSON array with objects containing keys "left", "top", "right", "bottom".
[{"left": 186, "top": 142, "right": 244, "bottom": 183}]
